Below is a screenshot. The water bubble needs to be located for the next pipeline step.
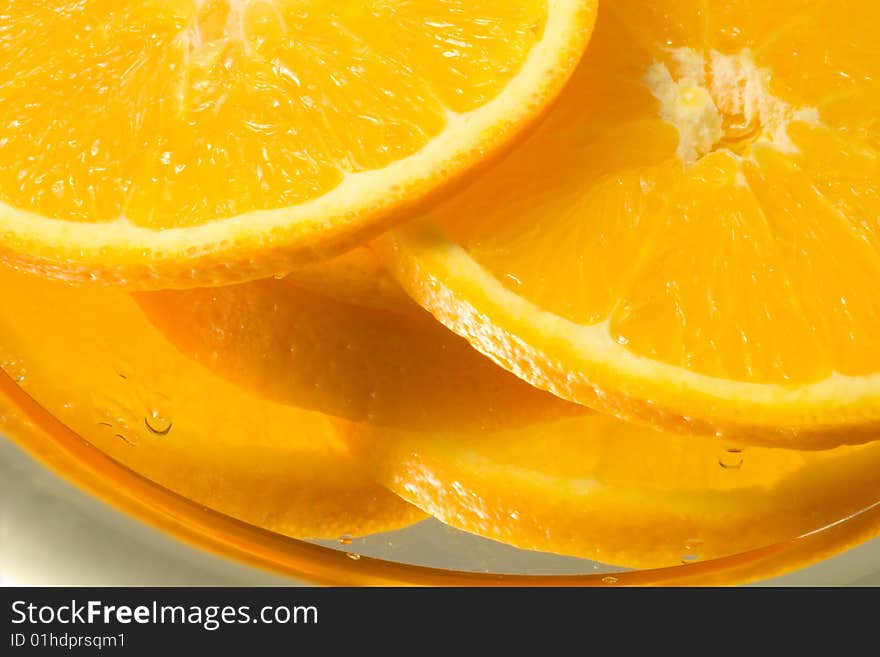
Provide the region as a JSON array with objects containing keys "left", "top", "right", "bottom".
[
  {"left": 144, "top": 410, "right": 173, "bottom": 436},
  {"left": 601, "top": 576, "right": 619, "bottom": 585},
  {"left": 337, "top": 535, "right": 353, "bottom": 546},
  {"left": 719, "top": 448, "right": 744, "bottom": 470},
  {"left": 346, "top": 552, "right": 361, "bottom": 561},
  {"left": 681, "top": 538, "right": 703, "bottom": 565}
]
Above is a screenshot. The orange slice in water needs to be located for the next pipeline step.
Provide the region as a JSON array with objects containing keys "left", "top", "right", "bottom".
[
  {"left": 0, "top": 265, "right": 424, "bottom": 539},
  {"left": 136, "top": 253, "right": 880, "bottom": 571},
  {"left": 0, "top": 0, "right": 595, "bottom": 288},
  {"left": 338, "top": 412, "right": 880, "bottom": 570},
  {"left": 9, "top": 376, "right": 880, "bottom": 587},
  {"left": 136, "top": 257, "right": 576, "bottom": 433},
  {"left": 379, "top": 1, "right": 880, "bottom": 449}
]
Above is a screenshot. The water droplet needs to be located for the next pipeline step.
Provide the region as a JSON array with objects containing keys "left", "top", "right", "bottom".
[
  {"left": 602, "top": 576, "right": 619, "bottom": 585},
  {"left": 681, "top": 554, "right": 700, "bottom": 564},
  {"left": 144, "top": 409, "right": 173, "bottom": 436},
  {"left": 337, "top": 535, "right": 353, "bottom": 546},
  {"left": 719, "top": 448, "right": 744, "bottom": 470},
  {"left": 346, "top": 552, "right": 361, "bottom": 561},
  {"left": 4, "top": 359, "right": 28, "bottom": 384}
]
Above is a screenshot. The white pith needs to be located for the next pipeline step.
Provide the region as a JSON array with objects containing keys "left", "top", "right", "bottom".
[{"left": 644, "top": 48, "right": 820, "bottom": 163}]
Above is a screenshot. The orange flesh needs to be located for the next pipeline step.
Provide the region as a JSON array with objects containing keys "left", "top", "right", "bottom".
[
  {"left": 425, "top": 1, "right": 880, "bottom": 386},
  {"left": 0, "top": 265, "right": 423, "bottom": 539},
  {"left": 135, "top": 274, "right": 577, "bottom": 433},
  {"left": 0, "top": 1, "right": 546, "bottom": 227},
  {"left": 340, "top": 410, "right": 880, "bottom": 569}
]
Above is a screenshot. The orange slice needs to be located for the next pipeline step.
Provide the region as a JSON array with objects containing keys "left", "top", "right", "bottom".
[
  {"left": 0, "top": 0, "right": 595, "bottom": 288},
  {"left": 379, "top": 1, "right": 880, "bottom": 448},
  {"left": 8, "top": 382, "right": 880, "bottom": 590},
  {"left": 0, "top": 265, "right": 424, "bottom": 539},
  {"left": 135, "top": 262, "right": 577, "bottom": 433},
  {"left": 132, "top": 252, "right": 880, "bottom": 571},
  {"left": 338, "top": 413, "right": 880, "bottom": 570},
  {"left": 284, "top": 246, "right": 417, "bottom": 313}
]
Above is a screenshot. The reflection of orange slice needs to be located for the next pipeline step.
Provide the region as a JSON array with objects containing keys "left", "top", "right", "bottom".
[
  {"left": 379, "top": 1, "right": 880, "bottom": 449},
  {"left": 338, "top": 413, "right": 880, "bottom": 570},
  {"left": 0, "top": 1, "right": 595, "bottom": 288},
  {"left": 0, "top": 266, "right": 423, "bottom": 539},
  {"left": 136, "top": 269, "right": 576, "bottom": 433}
]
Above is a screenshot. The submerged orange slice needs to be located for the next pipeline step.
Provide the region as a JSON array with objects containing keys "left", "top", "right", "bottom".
[
  {"left": 283, "top": 245, "right": 417, "bottom": 314},
  {"left": 136, "top": 259, "right": 576, "bottom": 433},
  {"left": 0, "top": 0, "right": 595, "bottom": 288},
  {"left": 8, "top": 381, "right": 880, "bottom": 590},
  {"left": 0, "top": 266, "right": 424, "bottom": 539},
  {"left": 134, "top": 252, "right": 880, "bottom": 571},
  {"left": 339, "top": 412, "right": 880, "bottom": 570},
  {"left": 379, "top": 1, "right": 880, "bottom": 448}
]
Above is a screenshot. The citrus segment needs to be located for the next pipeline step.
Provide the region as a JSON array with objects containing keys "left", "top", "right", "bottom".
[
  {"left": 380, "top": 2, "right": 880, "bottom": 447},
  {"left": 0, "top": 266, "right": 424, "bottom": 539},
  {"left": 0, "top": 0, "right": 596, "bottom": 287},
  {"left": 338, "top": 413, "right": 880, "bottom": 570}
]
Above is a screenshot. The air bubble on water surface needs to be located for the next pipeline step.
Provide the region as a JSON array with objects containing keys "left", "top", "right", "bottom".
[
  {"left": 346, "top": 552, "right": 361, "bottom": 561},
  {"left": 601, "top": 576, "right": 619, "bottom": 585}
]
